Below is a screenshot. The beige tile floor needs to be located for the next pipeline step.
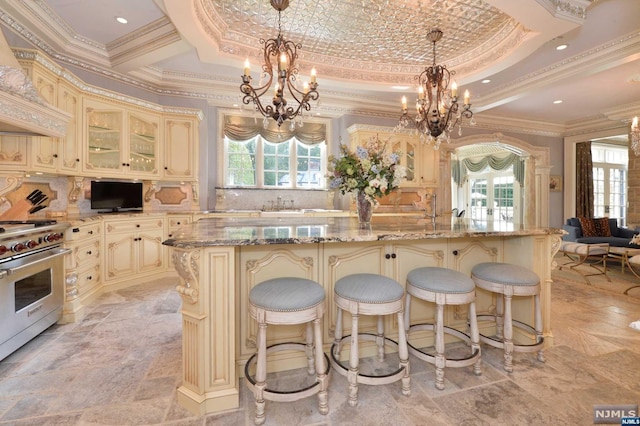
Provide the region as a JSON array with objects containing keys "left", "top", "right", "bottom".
[{"left": 1, "top": 274, "right": 639, "bottom": 425}]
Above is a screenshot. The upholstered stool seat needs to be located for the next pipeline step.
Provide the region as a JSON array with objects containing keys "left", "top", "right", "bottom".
[
  {"left": 471, "top": 262, "right": 545, "bottom": 372},
  {"left": 245, "top": 277, "right": 329, "bottom": 425},
  {"left": 404, "top": 267, "right": 482, "bottom": 390},
  {"left": 330, "top": 273, "right": 410, "bottom": 407}
]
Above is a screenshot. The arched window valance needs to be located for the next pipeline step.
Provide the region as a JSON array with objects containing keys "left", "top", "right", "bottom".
[
  {"left": 224, "top": 115, "right": 326, "bottom": 145},
  {"left": 452, "top": 153, "right": 526, "bottom": 187}
]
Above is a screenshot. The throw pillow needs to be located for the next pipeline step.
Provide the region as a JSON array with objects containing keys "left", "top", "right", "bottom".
[
  {"left": 578, "top": 217, "right": 598, "bottom": 237},
  {"left": 593, "top": 217, "right": 612, "bottom": 237}
]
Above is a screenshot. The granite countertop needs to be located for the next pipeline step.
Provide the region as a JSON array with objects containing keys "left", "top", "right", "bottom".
[{"left": 163, "top": 216, "right": 563, "bottom": 248}]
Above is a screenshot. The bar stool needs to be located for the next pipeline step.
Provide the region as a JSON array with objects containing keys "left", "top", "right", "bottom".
[
  {"left": 404, "top": 267, "right": 482, "bottom": 390},
  {"left": 471, "top": 262, "right": 545, "bottom": 372},
  {"left": 245, "top": 277, "right": 329, "bottom": 425},
  {"left": 330, "top": 273, "right": 410, "bottom": 407}
]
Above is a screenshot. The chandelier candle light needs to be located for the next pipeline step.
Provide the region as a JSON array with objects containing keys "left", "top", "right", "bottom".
[
  {"left": 398, "top": 29, "right": 474, "bottom": 148},
  {"left": 240, "top": 0, "right": 318, "bottom": 128}
]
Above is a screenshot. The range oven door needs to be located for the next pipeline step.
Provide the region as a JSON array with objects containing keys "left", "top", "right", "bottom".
[{"left": 0, "top": 247, "right": 70, "bottom": 360}]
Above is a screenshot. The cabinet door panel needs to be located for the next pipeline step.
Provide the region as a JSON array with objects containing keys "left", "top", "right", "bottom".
[
  {"left": 238, "top": 245, "right": 319, "bottom": 358},
  {"left": 58, "top": 83, "right": 82, "bottom": 173},
  {"left": 164, "top": 117, "right": 196, "bottom": 179},
  {"left": 0, "top": 136, "right": 28, "bottom": 168},
  {"left": 104, "top": 234, "right": 136, "bottom": 281},
  {"left": 137, "top": 231, "right": 165, "bottom": 273},
  {"left": 323, "top": 242, "right": 387, "bottom": 341},
  {"left": 129, "top": 111, "right": 159, "bottom": 176},
  {"left": 84, "top": 98, "right": 124, "bottom": 173}
]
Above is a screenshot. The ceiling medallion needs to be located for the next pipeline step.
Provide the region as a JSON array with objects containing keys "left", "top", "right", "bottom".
[
  {"left": 240, "top": 0, "right": 318, "bottom": 128},
  {"left": 397, "top": 29, "right": 475, "bottom": 149}
]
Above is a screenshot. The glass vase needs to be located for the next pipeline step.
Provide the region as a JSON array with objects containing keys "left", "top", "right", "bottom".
[{"left": 355, "top": 190, "right": 373, "bottom": 227}]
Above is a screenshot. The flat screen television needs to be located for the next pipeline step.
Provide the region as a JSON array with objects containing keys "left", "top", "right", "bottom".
[{"left": 90, "top": 181, "right": 143, "bottom": 212}]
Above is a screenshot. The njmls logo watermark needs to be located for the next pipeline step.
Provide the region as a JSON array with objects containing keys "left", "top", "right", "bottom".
[{"left": 593, "top": 404, "right": 638, "bottom": 424}]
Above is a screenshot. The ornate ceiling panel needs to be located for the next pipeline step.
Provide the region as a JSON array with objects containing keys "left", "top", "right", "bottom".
[{"left": 197, "top": 0, "right": 526, "bottom": 83}]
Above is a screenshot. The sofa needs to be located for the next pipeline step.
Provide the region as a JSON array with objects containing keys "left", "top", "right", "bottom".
[{"left": 562, "top": 217, "right": 640, "bottom": 248}]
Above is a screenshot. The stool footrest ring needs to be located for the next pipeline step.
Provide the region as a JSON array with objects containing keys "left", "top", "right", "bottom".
[
  {"left": 477, "top": 315, "right": 544, "bottom": 353},
  {"left": 245, "top": 342, "right": 330, "bottom": 402},
  {"left": 330, "top": 333, "right": 407, "bottom": 386},
  {"left": 406, "top": 323, "right": 481, "bottom": 367}
]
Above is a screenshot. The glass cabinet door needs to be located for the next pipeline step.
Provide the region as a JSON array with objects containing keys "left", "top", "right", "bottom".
[
  {"left": 129, "top": 113, "right": 158, "bottom": 174},
  {"left": 393, "top": 139, "right": 416, "bottom": 185},
  {"left": 87, "top": 107, "right": 123, "bottom": 172}
]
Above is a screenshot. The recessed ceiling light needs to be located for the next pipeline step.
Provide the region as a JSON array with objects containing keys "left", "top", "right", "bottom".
[
  {"left": 115, "top": 16, "right": 128, "bottom": 24},
  {"left": 481, "top": 79, "right": 491, "bottom": 84},
  {"left": 556, "top": 44, "right": 568, "bottom": 51},
  {"left": 391, "top": 86, "right": 410, "bottom": 90},
  {"left": 553, "top": 100, "right": 563, "bottom": 104}
]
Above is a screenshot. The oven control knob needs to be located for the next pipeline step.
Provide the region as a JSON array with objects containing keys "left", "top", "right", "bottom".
[
  {"left": 12, "top": 243, "right": 25, "bottom": 252},
  {"left": 44, "top": 233, "right": 60, "bottom": 242},
  {"left": 26, "top": 240, "right": 38, "bottom": 249},
  {"left": 0, "top": 245, "right": 7, "bottom": 255}
]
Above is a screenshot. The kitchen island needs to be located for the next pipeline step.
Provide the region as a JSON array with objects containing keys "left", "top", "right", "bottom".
[{"left": 163, "top": 216, "right": 563, "bottom": 415}]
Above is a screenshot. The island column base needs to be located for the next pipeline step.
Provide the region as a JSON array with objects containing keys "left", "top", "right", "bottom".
[{"left": 177, "top": 386, "right": 240, "bottom": 416}]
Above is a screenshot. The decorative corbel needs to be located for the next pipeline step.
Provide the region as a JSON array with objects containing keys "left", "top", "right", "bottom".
[
  {"left": 144, "top": 181, "right": 158, "bottom": 202},
  {"left": 191, "top": 181, "right": 199, "bottom": 202},
  {"left": 0, "top": 175, "right": 23, "bottom": 198},
  {"left": 68, "top": 177, "right": 84, "bottom": 203}
]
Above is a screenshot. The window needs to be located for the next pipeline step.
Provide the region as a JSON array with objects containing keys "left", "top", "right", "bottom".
[
  {"left": 224, "top": 135, "right": 326, "bottom": 189},
  {"left": 592, "top": 143, "right": 628, "bottom": 226}
]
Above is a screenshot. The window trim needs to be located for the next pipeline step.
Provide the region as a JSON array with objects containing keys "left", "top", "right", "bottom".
[{"left": 218, "top": 111, "right": 332, "bottom": 190}]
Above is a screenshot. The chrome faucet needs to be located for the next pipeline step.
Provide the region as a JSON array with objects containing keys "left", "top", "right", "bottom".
[{"left": 424, "top": 194, "right": 438, "bottom": 225}]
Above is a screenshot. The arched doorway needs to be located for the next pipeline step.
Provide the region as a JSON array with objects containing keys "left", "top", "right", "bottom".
[{"left": 440, "top": 133, "right": 551, "bottom": 228}]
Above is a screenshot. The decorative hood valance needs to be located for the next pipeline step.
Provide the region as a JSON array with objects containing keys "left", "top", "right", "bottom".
[{"left": 224, "top": 115, "right": 325, "bottom": 145}]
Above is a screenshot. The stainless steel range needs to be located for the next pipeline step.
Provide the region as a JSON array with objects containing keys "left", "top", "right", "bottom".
[{"left": 0, "top": 220, "right": 70, "bottom": 361}]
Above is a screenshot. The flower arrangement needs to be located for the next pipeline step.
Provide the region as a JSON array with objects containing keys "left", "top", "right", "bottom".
[{"left": 327, "top": 136, "right": 406, "bottom": 204}]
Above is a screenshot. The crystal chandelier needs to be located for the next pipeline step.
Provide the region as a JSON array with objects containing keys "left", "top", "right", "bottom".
[
  {"left": 240, "top": 0, "right": 318, "bottom": 128},
  {"left": 631, "top": 116, "right": 640, "bottom": 156},
  {"left": 397, "top": 29, "right": 474, "bottom": 148}
]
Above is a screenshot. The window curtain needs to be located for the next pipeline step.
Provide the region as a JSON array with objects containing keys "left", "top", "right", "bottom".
[
  {"left": 223, "top": 115, "right": 325, "bottom": 144},
  {"left": 452, "top": 153, "right": 525, "bottom": 187},
  {"left": 575, "top": 141, "right": 594, "bottom": 218}
]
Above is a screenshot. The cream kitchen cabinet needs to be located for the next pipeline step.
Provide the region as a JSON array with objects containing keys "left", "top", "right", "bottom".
[
  {"left": 102, "top": 216, "right": 166, "bottom": 287},
  {"left": 348, "top": 125, "right": 440, "bottom": 188},
  {"left": 237, "top": 244, "right": 320, "bottom": 366},
  {"left": 322, "top": 240, "right": 447, "bottom": 346},
  {"left": 62, "top": 221, "right": 102, "bottom": 323},
  {"left": 83, "top": 97, "right": 160, "bottom": 179},
  {"left": 163, "top": 115, "right": 199, "bottom": 180},
  {"left": 0, "top": 136, "right": 28, "bottom": 170},
  {"left": 167, "top": 214, "right": 193, "bottom": 238}
]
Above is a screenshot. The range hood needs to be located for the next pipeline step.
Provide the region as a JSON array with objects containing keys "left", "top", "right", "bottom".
[{"left": 0, "top": 30, "right": 70, "bottom": 138}]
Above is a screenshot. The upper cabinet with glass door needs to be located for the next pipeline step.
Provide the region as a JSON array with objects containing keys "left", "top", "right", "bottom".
[
  {"left": 347, "top": 125, "right": 434, "bottom": 188},
  {"left": 83, "top": 97, "right": 160, "bottom": 178}
]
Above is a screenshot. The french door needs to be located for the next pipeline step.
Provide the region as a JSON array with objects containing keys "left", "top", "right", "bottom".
[{"left": 468, "top": 172, "right": 519, "bottom": 228}]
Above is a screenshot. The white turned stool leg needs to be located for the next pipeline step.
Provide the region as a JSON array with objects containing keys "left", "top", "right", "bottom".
[
  {"left": 305, "top": 322, "right": 315, "bottom": 375},
  {"left": 434, "top": 299, "right": 445, "bottom": 390},
  {"left": 495, "top": 293, "right": 504, "bottom": 340},
  {"left": 333, "top": 307, "right": 343, "bottom": 358},
  {"left": 502, "top": 287, "right": 514, "bottom": 373},
  {"left": 314, "top": 317, "right": 329, "bottom": 415},
  {"left": 468, "top": 301, "right": 482, "bottom": 376},
  {"left": 348, "top": 313, "right": 360, "bottom": 407},
  {"left": 254, "top": 321, "right": 267, "bottom": 425},
  {"left": 396, "top": 309, "right": 411, "bottom": 396},
  {"left": 534, "top": 293, "right": 545, "bottom": 362},
  {"left": 376, "top": 315, "right": 385, "bottom": 362}
]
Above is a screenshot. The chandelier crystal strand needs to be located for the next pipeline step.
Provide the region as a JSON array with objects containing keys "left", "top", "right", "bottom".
[
  {"left": 631, "top": 116, "right": 640, "bottom": 156},
  {"left": 397, "top": 29, "right": 473, "bottom": 146},
  {"left": 240, "top": 0, "right": 318, "bottom": 127}
]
